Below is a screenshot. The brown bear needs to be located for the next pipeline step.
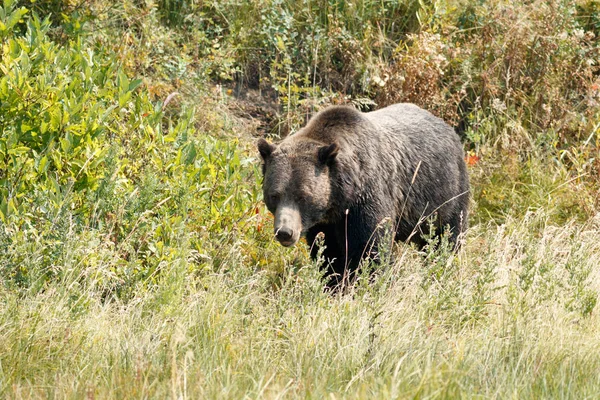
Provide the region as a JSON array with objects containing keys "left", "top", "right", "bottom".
[{"left": 258, "top": 103, "right": 469, "bottom": 288}]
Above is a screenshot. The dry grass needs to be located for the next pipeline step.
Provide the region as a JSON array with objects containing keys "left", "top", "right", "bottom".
[
  {"left": 1, "top": 211, "right": 600, "bottom": 398},
  {"left": 2, "top": 0, "right": 600, "bottom": 398}
]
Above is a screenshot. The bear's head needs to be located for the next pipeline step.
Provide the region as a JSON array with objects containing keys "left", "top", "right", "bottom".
[{"left": 258, "top": 137, "right": 339, "bottom": 247}]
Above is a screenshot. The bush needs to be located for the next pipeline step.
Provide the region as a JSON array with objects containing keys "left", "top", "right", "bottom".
[{"left": 0, "top": 2, "right": 267, "bottom": 295}]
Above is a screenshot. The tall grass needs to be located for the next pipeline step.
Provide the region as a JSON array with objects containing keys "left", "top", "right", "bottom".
[
  {"left": 1, "top": 212, "right": 599, "bottom": 398},
  {"left": 1, "top": 0, "right": 599, "bottom": 397}
]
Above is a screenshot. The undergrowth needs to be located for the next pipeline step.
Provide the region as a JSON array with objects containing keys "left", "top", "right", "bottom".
[{"left": 1, "top": 0, "right": 600, "bottom": 398}]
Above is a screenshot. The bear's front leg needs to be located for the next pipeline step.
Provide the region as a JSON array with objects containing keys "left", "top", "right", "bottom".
[
  {"left": 306, "top": 207, "right": 391, "bottom": 290},
  {"left": 331, "top": 206, "right": 390, "bottom": 288},
  {"left": 306, "top": 224, "right": 346, "bottom": 288}
]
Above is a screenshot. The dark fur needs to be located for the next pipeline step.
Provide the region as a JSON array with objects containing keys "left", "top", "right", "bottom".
[{"left": 259, "top": 103, "right": 470, "bottom": 288}]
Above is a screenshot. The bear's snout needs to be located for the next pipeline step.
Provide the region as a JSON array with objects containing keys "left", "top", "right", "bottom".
[
  {"left": 274, "top": 203, "right": 302, "bottom": 247},
  {"left": 275, "top": 226, "right": 294, "bottom": 244}
]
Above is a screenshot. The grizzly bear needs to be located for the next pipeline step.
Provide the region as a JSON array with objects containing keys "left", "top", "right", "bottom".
[{"left": 258, "top": 103, "right": 469, "bottom": 288}]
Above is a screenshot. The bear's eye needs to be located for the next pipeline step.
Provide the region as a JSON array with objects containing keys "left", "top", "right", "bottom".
[
  {"left": 297, "top": 192, "right": 312, "bottom": 203},
  {"left": 267, "top": 194, "right": 280, "bottom": 205}
]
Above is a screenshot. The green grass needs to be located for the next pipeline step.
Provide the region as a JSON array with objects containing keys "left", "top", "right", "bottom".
[
  {"left": 1, "top": 213, "right": 600, "bottom": 398},
  {"left": 1, "top": 0, "right": 600, "bottom": 398}
]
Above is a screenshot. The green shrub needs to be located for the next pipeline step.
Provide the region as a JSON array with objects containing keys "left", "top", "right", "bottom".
[
  {"left": 1, "top": 6, "right": 126, "bottom": 222},
  {"left": 1, "top": 1, "right": 600, "bottom": 397},
  {"left": 0, "top": 2, "right": 268, "bottom": 295}
]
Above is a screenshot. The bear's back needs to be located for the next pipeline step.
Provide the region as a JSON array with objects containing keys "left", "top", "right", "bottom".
[
  {"left": 365, "top": 103, "right": 456, "bottom": 141},
  {"left": 294, "top": 103, "right": 457, "bottom": 145},
  {"left": 291, "top": 106, "right": 371, "bottom": 145}
]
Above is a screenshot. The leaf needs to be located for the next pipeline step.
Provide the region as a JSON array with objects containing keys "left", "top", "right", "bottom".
[
  {"left": 49, "top": 175, "right": 60, "bottom": 197},
  {"left": 50, "top": 107, "right": 61, "bottom": 130},
  {"left": 0, "top": 77, "right": 8, "bottom": 96},
  {"left": 119, "top": 92, "right": 132, "bottom": 108},
  {"left": 8, "top": 146, "right": 29, "bottom": 155},
  {"left": 0, "top": 197, "right": 7, "bottom": 222},
  {"left": 20, "top": 122, "right": 32, "bottom": 133},
  {"left": 51, "top": 152, "right": 62, "bottom": 171},
  {"left": 100, "top": 105, "right": 117, "bottom": 122},
  {"left": 3, "top": 0, "right": 15, "bottom": 10},
  {"left": 118, "top": 70, "right": 129, "bottom": 94},
  {"left": 38, "top": 155, "right": 49, "bottom": 173},
  {"left": 128, "top": 78, "right": 143, "bottom": 92},
  {"left": 275, "top": 36, "right": 286, "bottom": 52},
  {"left": 184, "top": 143, "right": 197, "bottom": 165},
  {"left": 60, "top": 137, "right": 71, "bottom": 153},
  {"left": 3, "top": 7, "right": 27, "bottom": 32}
]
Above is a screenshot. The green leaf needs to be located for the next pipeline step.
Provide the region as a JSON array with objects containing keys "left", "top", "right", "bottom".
[
  {"left": 50, "top": 108, "right": 62, "bottom": 130},
  {"left": 0, "top": 197, "right": 8, "bottom": 222},
  {"left": 119, "top": 92, "right": 132, "bottom": 108},
  {"left": 20, "top": 123, "right": 32, "bottom": 133},
  {"left": 184, "top": 143, "right": 197, "bottom": 165},
  {"left": 118, "top": 70, "right": 129, "bottom": 94},
  {"left": 128, "top": 78, "right": 143, "bottom": 92},
  {"left": 3, "top": 0, "right": 16, "bottom": 12},
  {"left": 275, "top": 36, "right": 286, "bottom": 52},
  {"left": 4, "top": 6, "right": 27, "bottom": 32},
  {"left": 38, "top": 155, "right": 49, "bottom": 174},
  {"left": 8, "top": 146, "right": 30, "bottom": 155},
  {"left": 8, "top": 39, "right": 19, "bottom": 57},
  {"left": 0, "top": 77, "right": 8, "bottom": 96},
  {"left": 60, "top": 137, "right": 71, "bottom": 153},
  {"left": 51, "top": 153, "right": 62, "bottom": 171},
  {"left": 100, "top": 105, "right": 117, "bottom": 122}
]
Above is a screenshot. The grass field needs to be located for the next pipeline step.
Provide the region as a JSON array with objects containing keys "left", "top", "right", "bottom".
[{"left": 1, "top": 0, "right": 600, "bottom": 398}]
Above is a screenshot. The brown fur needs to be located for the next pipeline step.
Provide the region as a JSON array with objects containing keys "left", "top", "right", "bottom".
[{"left": 258, "top": 103, "right": 470, "bottom": 288}]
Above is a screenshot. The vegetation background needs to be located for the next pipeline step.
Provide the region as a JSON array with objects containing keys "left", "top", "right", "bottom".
[{"left": 1, "top": 0, "right": 600, "bottom": 397}]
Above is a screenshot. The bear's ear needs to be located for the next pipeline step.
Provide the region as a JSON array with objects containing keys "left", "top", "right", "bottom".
[
  {"left": 258, "top": 138, "right": 276, "bottom": 160},
  {"left": 318, "top": 142, "right": 339, "bottom": 166}
]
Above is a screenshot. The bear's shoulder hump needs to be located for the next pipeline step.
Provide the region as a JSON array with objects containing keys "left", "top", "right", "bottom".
[{"left": 309, "top": 106, "right": 365, "bottom": 130}]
